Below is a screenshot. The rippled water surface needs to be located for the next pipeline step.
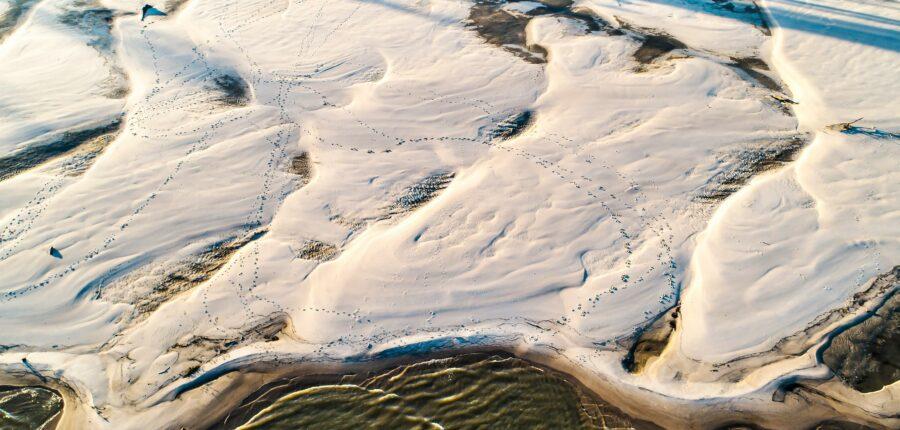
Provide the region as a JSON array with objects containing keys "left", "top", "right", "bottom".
[
  {"left": 232, "top": 355, "right": 650, "bottom": 430},
  {"left": 0, "top": 386, "right": 62, "bottom": 430}
]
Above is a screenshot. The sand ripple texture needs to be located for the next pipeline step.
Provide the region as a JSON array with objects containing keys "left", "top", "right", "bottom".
[{"left": 0, "top": 0, "right": 896, "bottom": 428}]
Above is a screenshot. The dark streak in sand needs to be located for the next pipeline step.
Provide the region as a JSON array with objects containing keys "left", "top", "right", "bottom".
[
  {"left": 822, "top": 267, "right": 899, "bottom": 393},
  {"left": 468, "top": 0, "right": 609, "bottom": 64},
  {"left": 0, "top": 119, "right": 122, "bottom": 182}
]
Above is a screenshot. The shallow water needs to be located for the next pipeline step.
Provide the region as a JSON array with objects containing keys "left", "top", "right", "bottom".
[
  {"left": 232, "top": 355, "right": 652, "bottom": 430},
  {"left": 0, "top": 386, "right": 62, "bottom": 430}
]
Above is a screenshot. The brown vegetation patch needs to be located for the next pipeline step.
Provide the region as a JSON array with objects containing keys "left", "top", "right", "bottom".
[
  {"left": 288, "top": 152, "right": 312, "bottom": 184},
  {"left": 98, "top": 228, "right": 267, "bottom": 322},
  {"left": 385, "top": 172, "right": 455, "bottom": 217},
  {"left": 294, "top": 240, "right": 338, "bottom": 262},
  {"left": 695, "top": 137, "right": 805, "bottom": 202}
]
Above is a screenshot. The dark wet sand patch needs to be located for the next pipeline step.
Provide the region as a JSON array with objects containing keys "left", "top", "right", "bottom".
[
  {"left": 822, "top": 266, "right": 899, "bottom": 393},
  {"left": 0, "top": 385, "right": 63, "bottom": 430},
  {"left": 0, "top": 119, "right": 121, "bottom": 182},
  {"left": 211, "top": 353, "right": 659, "bottom": 430}
]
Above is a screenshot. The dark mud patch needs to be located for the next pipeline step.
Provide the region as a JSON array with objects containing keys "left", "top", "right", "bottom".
[
  {"left": 468, "top": 1, "right": 609, "bottom": 64},
  {"left": 695, "top": 137, "right": 805, "bottom": 201},
  {"left": 729, "top": 57, "right": 781, "bottom": 91},
  {"left": 822, "top": 266, "right": 899, "bottom": 393},
  {"left": 0, "top": 119, "right": 121, "bottom": 182},
  {"left": 210, "top": 353, "right": 659, "bottom": 430},
  {"left": 0, "top": 0, "right": 40, "bottom": 43},
  {"left": 97, "top": 228, "right": 267, "bottom": 322},
  {"left": 0, "top": 385, "right": 63, "bottom": 430},
  {"left": 209, "top": 74, "right": 250, "bottom": 106},
  {"left": 623, "top": 306, "right": 679, "bottom": 373},
  {"left": 293, "top": 239, "right": 338, "bottom": 261}
]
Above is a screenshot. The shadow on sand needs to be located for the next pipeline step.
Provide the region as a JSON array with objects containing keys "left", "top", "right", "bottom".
[{"left": 350, "top": 0, "right": 899, "bottom": 52}]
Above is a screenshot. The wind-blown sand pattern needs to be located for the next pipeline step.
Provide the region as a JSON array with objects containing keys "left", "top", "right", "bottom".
[{"left": 0, "top": 0, "right": 897, "bottom": 428}]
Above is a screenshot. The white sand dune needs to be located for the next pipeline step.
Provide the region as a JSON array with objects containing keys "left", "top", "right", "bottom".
[{"left": 0, "top": 0, "right": 897, "bottom": 428}]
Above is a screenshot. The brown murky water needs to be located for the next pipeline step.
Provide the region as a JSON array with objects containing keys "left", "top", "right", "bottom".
[
  {"left": 227, "top": 355, "right": 657, "bottom": 430},
  {"left": 0, "top": 386, "right": 62, "bottom": 430}
]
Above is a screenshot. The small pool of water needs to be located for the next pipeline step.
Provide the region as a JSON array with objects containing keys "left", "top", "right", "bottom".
[
  {"left": 224, "top": 355, "right": 656, "bottom": 430},
  {"left": 0, "top": 386, "right": 62, "bottom": 430}
]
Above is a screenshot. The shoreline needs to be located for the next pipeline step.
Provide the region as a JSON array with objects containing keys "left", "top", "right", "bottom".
[
  {"left": 206, "top": 351, "right": 661, "bottom": 430},
  {"left": 0, "top": 373, "right": 86, "bottom": 430},
  {"left": 0, "top": 340, "right": 892, "bottom": 429},
  {"left": 128, "top": 343, "right": 893, "bottom": 429}
]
